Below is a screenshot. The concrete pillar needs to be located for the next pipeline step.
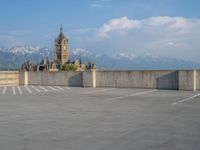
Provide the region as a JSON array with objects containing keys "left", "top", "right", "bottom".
[
  {"left": 24, "top": 71, "right": 29, "bottom": 85},
  {"left": 92, "top": 69, "right": 96, "bottom": 88},
  {"left": 178, "top": 70, "right": 196, "bottom": 91},
  {"left": 193, "top": 70, "right": 196, "bottom": 91}
]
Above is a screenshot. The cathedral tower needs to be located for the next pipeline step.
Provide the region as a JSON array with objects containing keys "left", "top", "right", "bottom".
[{"left": 54, "top": 25, "right": 69, "bottom": 66}]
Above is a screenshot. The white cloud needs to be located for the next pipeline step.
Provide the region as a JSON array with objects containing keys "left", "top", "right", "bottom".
[
  {"left": 147, "top": 16, "right": 190, "bottom": 28},
  {"left": 91, "top": 0, "right": 111, "bottom": 8},
  {"left": 167, "top": 42, "right": 174, "bottom": 46},
  {"left": 145, "top": 16, "right": 194, "bottom": 35},
  {"left": 69, "top": 16, "right": 200, "bottom": 62},
  {"left": 97, "top": 16, "right": 200, "bottom": 39},
  {"left": 98, "top": 16, "right": 141, "bottom": 38},
  {"left": 91, "top": 3, "right": 103, "bottom": 8}
]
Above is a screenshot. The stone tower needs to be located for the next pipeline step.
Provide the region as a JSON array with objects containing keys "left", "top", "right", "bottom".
[{"left": 54, "top": 25, "right": 69, "bottom": 66}]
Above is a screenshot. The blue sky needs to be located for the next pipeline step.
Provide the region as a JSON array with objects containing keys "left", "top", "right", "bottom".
[{"left": 0, "top": 0, "right": 200, "bottom": 61}]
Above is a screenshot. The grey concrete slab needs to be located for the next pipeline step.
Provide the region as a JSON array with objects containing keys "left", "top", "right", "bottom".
[
  {"left": 0, "top": 88, "right": 200, "bottom": 150},
  {"left": 0, "top": 85, "right": 72, "bottom": 96}
]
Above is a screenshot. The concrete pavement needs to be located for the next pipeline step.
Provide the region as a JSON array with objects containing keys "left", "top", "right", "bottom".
[{"left": 0, "top": 87, "right": 200, "bottom": 150}]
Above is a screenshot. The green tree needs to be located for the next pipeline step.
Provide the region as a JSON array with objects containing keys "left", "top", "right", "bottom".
[{"left": 61, "top": 64, "right": 77, "bottom": 71}]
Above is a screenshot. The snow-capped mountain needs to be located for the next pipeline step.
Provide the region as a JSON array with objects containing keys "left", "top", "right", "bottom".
[
  {"left": 1, "top": 46, "right": 52, "bottom": 55},
  {"left": 0, "top": 46, "right": 200, "bottom": 70},
  {"left": 112, "top": 52, "right": 137, "bottom": 60},
  {"left": 0, "top": 46, "right": 53, "bottom": 69},
  {"left": 70, "top": 48, "right": 200, "bottom": 70},
  {"left": 72, "top": 48, "right": 93, "bottom": 57}
]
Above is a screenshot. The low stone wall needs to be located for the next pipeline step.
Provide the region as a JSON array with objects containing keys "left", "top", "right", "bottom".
[
  {"left": 95, "top": 70, "right": 179, "bottom": 90},
  {"left": 20, "top": 71, "right": 83, "bottom": 87},
  {"left": 0, "top": 71, "right": 19, "bottom": 86},
  {"left": 178, "top": 70, "right": 196, "bottom": 91},
  {"left": 195, "top": 70, "right": 200, "bottom": 90},
  {"left": 83, "top": 71, "right": 94, "bottom": 87},
  {"left": 18, "top": 70, "right": 199, "bottom": 91}
]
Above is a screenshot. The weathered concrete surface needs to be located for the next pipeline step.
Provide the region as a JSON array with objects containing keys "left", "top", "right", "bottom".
[
  {"left": 18, "top": 70, "right": 199, "bottom": 90},
  {"left": 0, "top": 87, "right": 200, "bottom": 150},
  {"left": 95, "top": 70, "right": 179, "bottom": 90},
  {"left": 83, "top": 70, "right": 96, "bottom": 88},
  {"left": 178, "top": 70, "right": 196, "bottom": 91},
  {"left": 28, "top": 71, "right": 83, "bottom": 86},
  {"left": 83, "top": 71, "right": 93, "bottom": 87},
  {"left": 19, "top": 71, "right": 26, "bottom": 85},
  {"left": 195, "top": 70, "right": 200, "bottom": 90},
  {"left": 0, "top": 71, "right": 19, "bottom": 85}
]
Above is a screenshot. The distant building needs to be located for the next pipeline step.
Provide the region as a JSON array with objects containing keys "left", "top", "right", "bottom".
[
  {"left": 54, "top": 25, "right": 70, "bottom": 67},
  {"left": 20, "top": 25, "right": 96, "bottom": 71},
  {"left": 72, "top": 59, "right": 86, "bottom": 71}
]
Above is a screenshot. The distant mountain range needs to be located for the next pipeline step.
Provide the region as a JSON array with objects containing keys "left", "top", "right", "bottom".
[
  {"left": 0, "top": 46, "right": 200, "bottom": 70},
  {"left": 0, "top": 46, "right": 53, "bottom": 70}
]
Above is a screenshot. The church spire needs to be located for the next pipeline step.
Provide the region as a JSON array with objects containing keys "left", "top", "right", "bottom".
[{"left": 60, "top": 24, "right": 63, "bottom": 33}]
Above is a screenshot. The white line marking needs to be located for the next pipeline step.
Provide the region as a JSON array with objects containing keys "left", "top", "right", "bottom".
[
  {"left": 84, "top": 88, "right": 115, "bottom": 94},
  {"left": 2, "top": 87, "right": 7, "bottom": 94},
  {"left": 106, "top": 90, "right": 157, "bottom": 101},
  {"left": 31, "top": 86, "right": 40, "bottom": 92},
  {"left": 24, "top": 86, "right": 32, "bottom": 94},
  {"left": 12, "top": 86, "right": 16, "bottom": 95},
  {"left": 172, "top": 93, "right": 200, "bottom": 105},
  {"left": 48, "top": 86, "right": 57, "bottom": 91},
  {"left": 39, "top": 86, "right": 48, "bottom": 92},
  {"left": 64, "top": 87, "right": 71, "bottom": 90},
  {"left": 55, "top": 86, "right": 64, "bottom": 90},
  {"left": 17, "top": 86, "right": 22, "bottom": 94}
]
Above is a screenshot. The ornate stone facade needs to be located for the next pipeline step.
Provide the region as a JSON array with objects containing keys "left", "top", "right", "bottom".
[
  {"left": 20, "top": 25, "right": 96, "bottom": 72},
  {"left": 54, "top": 25, "right": 69, "bottom": 67}
]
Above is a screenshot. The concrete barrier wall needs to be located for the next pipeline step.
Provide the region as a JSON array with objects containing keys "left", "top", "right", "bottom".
[
  {"left": 27, "top": 71, "right": 83, "bottom": 86},
  {"left": 19, "top": 71, "right": 25, "bottom": 85},
  {"left": 18, "top": 70, "right": 200, "bottom": 91},
  {"left": 0, "top": 71, "right": 19, "bottom": 85},
  {"left": 195, "top": 70, "right": 200, "bottom": 90},
  {"left": 83, "top": 71, "right": 93, "bottom": 87},
  {"left": 178, "top": 70, "right": 196, "bottom": 91},
  {"left": 95, "top": 70, "right": 179, "bottom": 90}
]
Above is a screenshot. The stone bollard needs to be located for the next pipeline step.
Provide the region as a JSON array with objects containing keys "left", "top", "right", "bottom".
[
  {"left": 92, "top": 69, "right": 96, "bottom": 88},
  {"left": 24, "top": 71, "right": 29, "bottom": 85}
]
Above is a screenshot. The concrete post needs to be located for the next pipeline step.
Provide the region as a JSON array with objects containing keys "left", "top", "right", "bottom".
[
  {"left": 24, "top": 71, "right": 29, "bottom": 85},
  {"left": 193, "top": 70, "right": 196, "bottom": 91},
  {"left": 178, "top": 70, "right": 196, "bottom": 91},
  {"left": 92, "top": 69, "right": 96, "bottom": 88}
]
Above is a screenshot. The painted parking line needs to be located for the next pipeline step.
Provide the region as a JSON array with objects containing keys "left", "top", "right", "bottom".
[
  {"left": 2, "top": 87, "right": 7, "bottom": 94},
  {"left": 31, "top": 86, "right": 40, "bottom": 92},
  {"left": 172, "top": 93, "right": 200, "bottom": 105},
  {"left": 24, "top": 86, "right": 32, "bottom": 94},
  {"left": 106, "top": 89, "right": 157, "bottom": 101},
  {"left": 17, "top": 86, "right": 23, "bottom": 95},
  {"left": 55, "top": 86, "right": 64, "bottom": 90},
  {"left": 84, "top": 88, "right": 115, "bottom": 94},
  {"left": 39, "top": 86, "right": 48, "bottom": 92},
  {"left": 12, "top": 86, "right": 16, "bottom": 95},
  {"left": 47, "top": 86, "right": 57, "bottom": 91}
]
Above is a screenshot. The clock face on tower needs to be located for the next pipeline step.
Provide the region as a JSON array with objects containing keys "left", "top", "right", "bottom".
[{"left": 63, "top": 46, "right": 66, "bottom": 50}]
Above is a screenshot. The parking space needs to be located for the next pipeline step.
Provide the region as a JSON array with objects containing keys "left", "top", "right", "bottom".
[
  {"left": 0, "top": 85, "right": 71, "bottom": 96},
  {"left": 0, "top": 87, "right": 200, "bottom": 150}
]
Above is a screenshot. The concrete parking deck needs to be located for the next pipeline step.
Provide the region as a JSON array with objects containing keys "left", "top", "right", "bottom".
[{"left": 0, "top": 87, "right": 200, "bottom": 150}]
